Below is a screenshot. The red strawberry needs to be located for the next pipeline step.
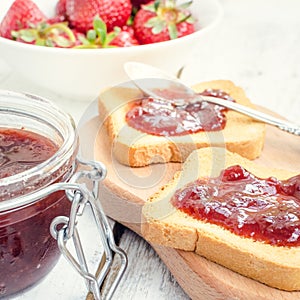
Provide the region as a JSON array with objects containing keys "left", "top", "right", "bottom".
[
  {"left": 120, "top": 25, "right": 135, "bottom": 36},
  {"left": 47, "top": 15, "right": 67, "bottom": 24},
  {"left": 55, "top": 0, "right": 67, "bottom": 19},
  {"left": 110, "top": 27, "right": 139, "bottom": 47},
  {"left": 0, "top": 0, "right": 46, "bottom": 39},
  {"left": 131, "top": 0, "right": 152, "bottom": 9},
  {"left": 133, "top": 0, "right": 195, "bottom": 45},
  {"left": 66, "top": 0, "right": 132, "bottom": 33}
]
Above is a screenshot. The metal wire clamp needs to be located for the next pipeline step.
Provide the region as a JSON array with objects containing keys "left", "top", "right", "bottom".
[{"left": 50, "top": 158, "right": 128, "bottom": 300}]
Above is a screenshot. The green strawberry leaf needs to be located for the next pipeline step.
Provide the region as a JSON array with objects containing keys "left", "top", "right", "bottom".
[
  {"left": 27, "top": 21, "right": 38, "bottom": 29},
  {"left": 143, "top": 3, "right": 157, "bottom": 13},
  {"left": 77, "top": 35, "right": 90, "bottom": 45},
  {"left": 39, "top": 22, "right": 49, "bottom": 31},
  {"left": 93, "top": 17, "right": 107, "bottom": 45},
  {"left": 35, "top": 38, "right": 46, "bottom": 46},
  {"left": 20, "top": 32, "right": 37, "bottom": 43},
  {"left": 178, "top": 1, "right": 193, "bottom": 10},
  {"left": 152, "top": 23, "right": 166, "bottom": 34},
  {"left": 87, "top": 29, "right": 97, "bottom": 42},
  {"left": 54, "top": 35, "right": 74, "bottom": 47},
  {"left": 164, "top": 0, "right": 176, "bottom": 9},
  {"left": 12, "top": 29, "right": 38, "bottom": 42},
  {"left": 45, "top": 39, "right": 54, "bottom": 47},
  {"left": 145, "top": 17, "right": 167, "bottom": 35},
  {"left": 11, "top": 31, "right": 17, "bottom": 39},
  {"left": 154, "top": 0, "right": 160, "bottom": 11},
  {"left": 104, "top": 27, "right": 120, "bottom": 46},
  {"left": 186, "top": 15, "right": 195, "bottom": 24},
  {"left": 177, "top": 12, "right": 193, "bottom": 24},
  {"left": 154, "top": 20, "right": 167, "bottom": 34},
  {"left": 127, "top": 14, "right": 134, "bottom": 26},
  {"left": 145, "top": 16, "right": 159, "bottom": 28},
  {"left": 168, "top": 23, "right": 178, "bottom": 39}
]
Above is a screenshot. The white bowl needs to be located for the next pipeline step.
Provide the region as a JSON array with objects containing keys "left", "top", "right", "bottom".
[{"left": 0, "top": 0, "right": 223, "bottom": 101}]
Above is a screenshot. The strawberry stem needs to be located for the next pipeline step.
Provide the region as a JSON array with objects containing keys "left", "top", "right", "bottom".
[{"left": 44, "top": 23, "right": 76, "bottom": 43}]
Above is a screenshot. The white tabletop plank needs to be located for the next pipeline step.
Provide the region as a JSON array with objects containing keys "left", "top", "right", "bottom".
[{"left": 104, "top": 228, "right": 189, "bottom": 300}]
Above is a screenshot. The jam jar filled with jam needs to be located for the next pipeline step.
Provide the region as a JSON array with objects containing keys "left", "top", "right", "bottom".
[{"left": 0, "top": 90, "right": 79, "bottom": 297}]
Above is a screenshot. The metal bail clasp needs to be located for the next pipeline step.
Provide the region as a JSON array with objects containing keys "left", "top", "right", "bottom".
[{"left": 50, "top": 158, "right": 128, "bottom": 300}]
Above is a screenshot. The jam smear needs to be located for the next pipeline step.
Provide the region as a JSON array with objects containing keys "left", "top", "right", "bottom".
[
  {"left": 171, "top": 165, "right": 300, "bottom": 246},
  {"left": 0, "top": 128, "right": 71, "bottom": 297},
  {"left": 125, "top": 89, "right": 234, "bottom": 136}
]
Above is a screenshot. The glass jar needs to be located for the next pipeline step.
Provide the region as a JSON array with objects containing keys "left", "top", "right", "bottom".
[
  {"left": 0, "top": 90, "right": 79, "bottom": 297},
  {"left": 0, "top": 90, "right": 127, "bottom": 300}
]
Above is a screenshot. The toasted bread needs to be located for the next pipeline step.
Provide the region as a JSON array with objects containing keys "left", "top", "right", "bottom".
[
  {"left": 98, "top": 80, "right": 265, "bottom": 167},
  {"left": 141, "top": 147, "right": 300, "bottom": 291}
]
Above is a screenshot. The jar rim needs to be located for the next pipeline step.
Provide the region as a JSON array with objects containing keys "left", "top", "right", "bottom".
[{"left": 0, "top": 89, "right": 78, "bottom": 211}]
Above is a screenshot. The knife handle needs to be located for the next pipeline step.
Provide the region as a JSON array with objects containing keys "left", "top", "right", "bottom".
[{"left": 201, "top": 96, "right": 300, "bottom": 136}]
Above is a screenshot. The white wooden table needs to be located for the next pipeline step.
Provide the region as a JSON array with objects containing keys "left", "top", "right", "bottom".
[{"left": 0, "top": 0, "right": 300, "bottom": 299}]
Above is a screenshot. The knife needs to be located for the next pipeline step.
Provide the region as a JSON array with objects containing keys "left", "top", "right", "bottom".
[{"left": 124, "top": 62, "right": 300, "bottom": 136}]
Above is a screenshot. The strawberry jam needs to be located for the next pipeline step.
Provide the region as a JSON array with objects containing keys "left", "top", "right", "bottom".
[
  {"left": 0, "top": 128, "right": 71, "bottom": 296},
  {"left": 125, "top": 89, "right": 234, "bottom": 136},
  {"left": 0, "top": 128, "right": 58, "bottom": 180},
  {"left": 171, "top": 165, "right": 300, "bottom": 246}
]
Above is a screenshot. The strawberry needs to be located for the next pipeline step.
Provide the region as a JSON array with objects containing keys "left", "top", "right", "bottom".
[
  {"left": 133, "top": 0, "right": 195, "bottom": 45},
  {"left": 120, "top": 25, "right": 135, "bottom": 36},
  {"left": 131, "top": 0, "right": 152, "bottom": 9},
  {"left": 66, "top": 0, "right": 132, "bottom": 33},
  {"left": 110, "top": 26, "right": 139, "bottom": 47},
  {"left": 55, "top": 0, "right": 67, "bottom": 19},
  {"left": 0, "top": 0, "right": 46, "bottom": 39}
]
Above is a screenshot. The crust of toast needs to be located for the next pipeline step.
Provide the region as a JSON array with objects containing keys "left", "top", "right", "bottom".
[
  {"left": 141, "top": 147, "right": 300, "bottom": 291},
  {"left": 98, "top": 80, "right": 266, "bottom": 167}
]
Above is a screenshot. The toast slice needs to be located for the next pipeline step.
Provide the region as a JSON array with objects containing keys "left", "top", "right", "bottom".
[
  {"left": 141, "top": 147, "right": 300, "bottom": 291},
  {"left": 98, "top": 80, "right": 266, "bottom": 167}
]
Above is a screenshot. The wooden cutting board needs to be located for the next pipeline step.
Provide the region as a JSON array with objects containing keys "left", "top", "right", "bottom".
[{"left": 80, "top": 114, "right": 300, "bottom": 300}]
